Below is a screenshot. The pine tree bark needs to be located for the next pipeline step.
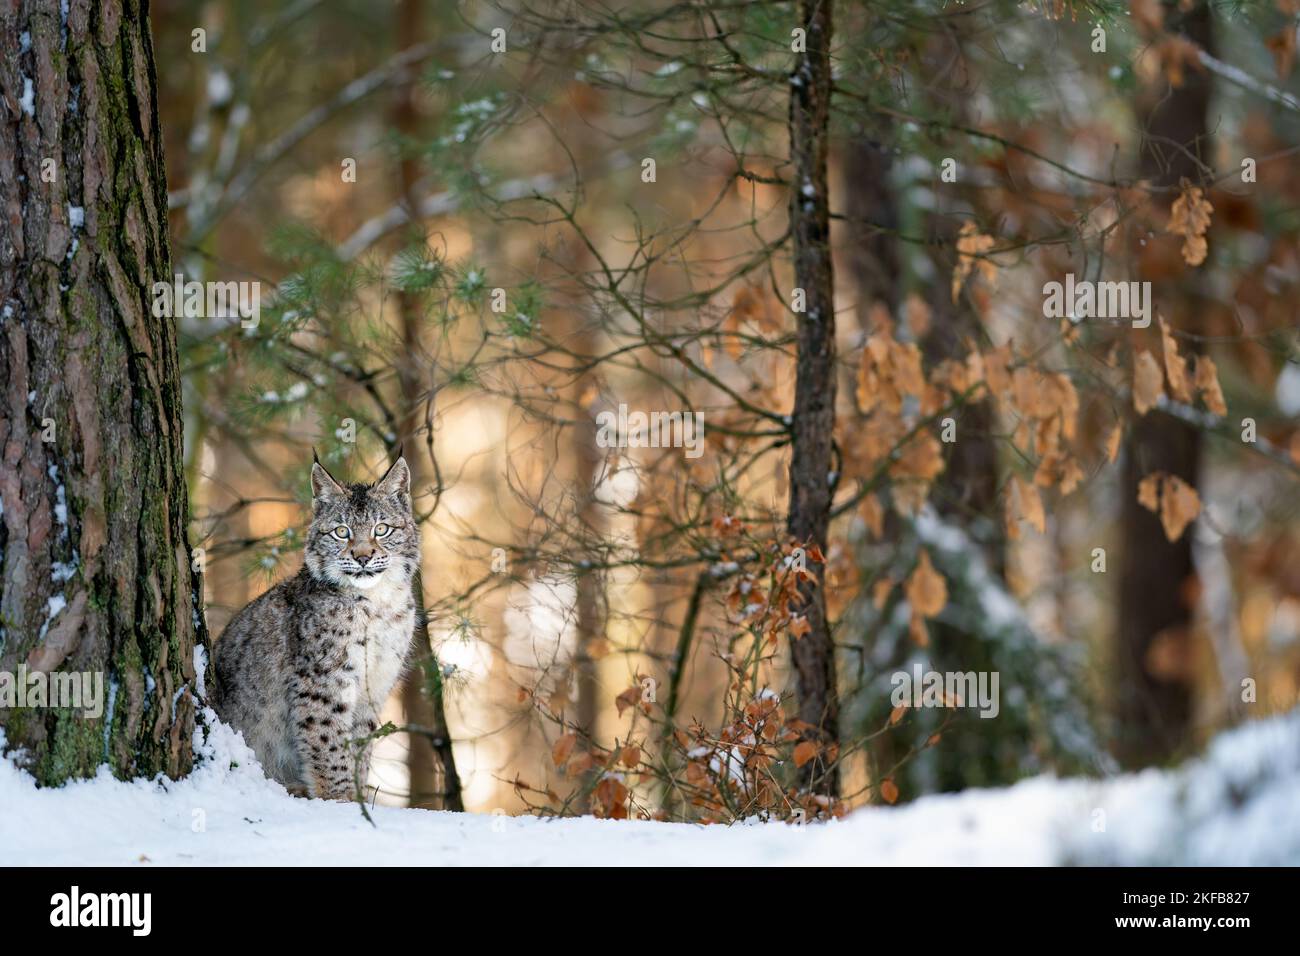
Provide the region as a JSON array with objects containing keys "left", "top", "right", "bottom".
[
  {"left": 786, "top": 0, "right": 839, "bottom": 798},
  {"left": 0, "top": 0, "right": 208, "bottom": 783},
  {"left": 1115, "top": 0, "right": 1213, "bottom": 767}
]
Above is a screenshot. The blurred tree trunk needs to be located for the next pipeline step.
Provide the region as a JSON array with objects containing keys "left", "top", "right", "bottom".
[
  {"left": 1115, "top": 0, "right": 1214, "bottom": 767},
  {"left": 391, "top": 0, "right": 462, "bottom": 811},
  {"left": 786, "top": 0, "right": 839, "bottom": 799},
  {"left": 0, "top": 0, "right": 208, "bottom": 783}
]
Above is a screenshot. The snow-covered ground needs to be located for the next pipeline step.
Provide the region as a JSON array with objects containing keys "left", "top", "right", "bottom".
[{"left": 3, "top": 707, "right": 1297, "bottom": 866}]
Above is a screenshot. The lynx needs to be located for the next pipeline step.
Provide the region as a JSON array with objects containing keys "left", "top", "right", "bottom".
[{"left": 213, "top": 455, "right": 420, "bottom": 800}]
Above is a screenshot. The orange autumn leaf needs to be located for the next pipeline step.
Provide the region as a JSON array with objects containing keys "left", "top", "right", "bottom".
[
  {"left": 615, "top": 685, "right": 642, "bottom": 717},
  {"left": 1133, "top": 349, "right": 1165, "bottom": 415},
  {"left": 552, "top": 732, "right": 578, "bottom": 767},
  {"left": 1168, "top": 179, "right": 1213, "bottom": 266},
  {"left": 888, "top": 703, "right": 908, "bottom": 726},
  {"left": 905, "top": 549, "right": 947, "bottom": 619},
  {"left": 1138, "top": 472, "right": 1163, "bottom": 512},
  {"left": 619, "top": 744, "right": 641, "bottom": 768},
  {"left": 879, "top": 778, "right": 900, "bottom": 805},
  {"left": 951, "top": 221, "right": 997, "bottom": 303},
  {"left": 565, "top": 751, "right": 595, "bottom": 777},
  {"left": 891, "top": 432, "right": 945, "bottom": 482},
  {"left": 792, "top": 740, "right": 819, "bottom": 768},
  {"left": 1159, "top": 474, "right": 1201, "bottom": 542},
  {"left": 983, "top": 342, "right": 1013, "bottom": 397},
  {"left": 1010, "top": 475, "right": 1046, "bottom": 536},
  {"left": 1160, "top": 318, "right": 1192, "bottom": 402},
  {"left": 1193, "top": 355, "right": 1227, "bottom": 416}
]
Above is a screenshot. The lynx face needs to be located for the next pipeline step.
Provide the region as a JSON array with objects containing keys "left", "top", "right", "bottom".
[{"left": 304, "top": 457, "right": 419, "bottom": 590}]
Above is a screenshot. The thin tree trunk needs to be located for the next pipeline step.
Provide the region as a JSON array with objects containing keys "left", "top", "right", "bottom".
[
  {"left": 0, "top": 0, "right": 208, "bottom": 783},
  {"left": 390, "top": 0, "right": 462, "bottom": 811},
  {"left": 1115, "top": 0, "right": 1214, "bottom": 767},
  {"left": 786, "top": 0, "right": 839, "bottom": 799}
]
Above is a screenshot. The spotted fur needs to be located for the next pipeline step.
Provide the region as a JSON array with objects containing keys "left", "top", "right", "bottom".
[{"left": 213, "top": 456, "right": 420, "bottom": 800}]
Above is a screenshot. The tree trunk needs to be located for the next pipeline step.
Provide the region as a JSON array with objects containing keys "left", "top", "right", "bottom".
[
  {"left": 786, "top": 0, "right": 839, "bottom": 799},
  {"left": 0, "top": 0, "right": 208, "bottom": 784},
  {"left": 390, "top": 0, "right": 463, "bottom": 812},
  {"left": 1115, "top": 0, "right": 1213, "bottom": 767}
]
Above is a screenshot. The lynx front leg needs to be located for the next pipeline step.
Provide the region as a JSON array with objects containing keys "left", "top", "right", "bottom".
[{"left": 289, "top": 678, "right": 361, "bottom": 801}]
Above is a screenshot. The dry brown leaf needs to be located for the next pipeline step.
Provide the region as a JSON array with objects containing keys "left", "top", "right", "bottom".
[
  {"left": 792, "top": 740, "right": 819, "bottom": 769},
  {"left": 1138, "top": 472, "right": 1163, "bottom": 512},
  {"left": 879, "top": 778, "right": 900, "bottom": 805},
  {"left": 891, "top": 433, "right": 946, "bottom": 482},
  {"left": 1133, "top": 349, "right": 1165, "bottom": 415},
  {"left": 565, "top": 751, "right": 595, "bottom": 777},
  {"left": 1012, "top": 475, "right": 1046, "bottom": 535},
  {"left": 1168, "top": 180, "right": 1213, "bottom": 266},
  {"left": 619, "top": 745, "right": 641, "bottom": 768},
  {"left": 1160, "top": 318, "right": 1192, "bottom": 402},
  {"left": 615, "top": 685, "right": 641, "bottom": 717},
  {"left": 551, "top": 732, "right": 578, "bottom": 767},
  {"left": 951, "top": 221, "right": 997, "bottom": 303},
  {"left": 1159, "top": 474, "right": 1201, "bottom": 541},
  {"left": 888, "top": 703, "right": 908, "bottom": 726},
  {"left": 1193, "top": 355, "right": 1227, "bottom": 415},
  {"left": 905, "top": 549, "right": 948, "bottom": 619}
]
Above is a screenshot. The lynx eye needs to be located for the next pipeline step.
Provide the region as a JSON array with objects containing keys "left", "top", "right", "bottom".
[
  {"left": 374, "top": 522, "right": 391, "bottom": 537},
  {"left": 332, "top": 525, "right": 350, "bottom": 539}
]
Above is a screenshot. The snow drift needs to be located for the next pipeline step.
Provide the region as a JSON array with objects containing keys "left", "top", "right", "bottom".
[{"left": 2, "top": 706, "right": 1297, "bottom": 866}]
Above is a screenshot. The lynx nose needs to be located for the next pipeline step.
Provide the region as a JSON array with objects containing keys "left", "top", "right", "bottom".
[{"left": 353, "top": 550, "right": 374, "bottom": 567}]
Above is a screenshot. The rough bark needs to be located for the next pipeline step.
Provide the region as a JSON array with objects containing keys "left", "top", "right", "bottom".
[
  {"left": 0, "top": 0, "right": 208, "bottom": 783},
  {"left": 1115, "top": 0, "right": 1213, "bottom": 767},
  {"left": 786, "top": 0, "right": 839, "bottom": 798}
]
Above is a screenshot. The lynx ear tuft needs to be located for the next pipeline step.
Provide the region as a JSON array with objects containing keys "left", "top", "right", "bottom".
[
  {"left": 376, "top": 455, "right": 411, "bottom": 498},
  {"left": 311, "top": 457, "right": 345, "bottom": 504}
]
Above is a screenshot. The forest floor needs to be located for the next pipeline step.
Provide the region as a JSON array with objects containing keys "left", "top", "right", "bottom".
[{"left": 2, "top": 708, "right": 1298, "bottom": 866}]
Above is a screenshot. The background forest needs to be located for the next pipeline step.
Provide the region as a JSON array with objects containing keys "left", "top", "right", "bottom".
[{"left": 134, "top": 0, "right": 1300, "bottom": 819}]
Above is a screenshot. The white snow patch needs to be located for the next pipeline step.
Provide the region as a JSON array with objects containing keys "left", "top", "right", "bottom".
[
  {"left": 19, "top": 77, "right": 34, "bottom": 117},
  {"left": 2, "top": 709, "right": 1298, "bottom": 865}
]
